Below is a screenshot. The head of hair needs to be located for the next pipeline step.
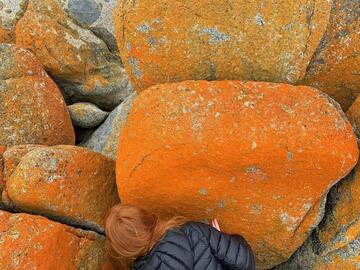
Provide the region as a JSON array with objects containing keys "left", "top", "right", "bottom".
[{"left": 105, "top": 204, "right": 186, "bottom": 269}]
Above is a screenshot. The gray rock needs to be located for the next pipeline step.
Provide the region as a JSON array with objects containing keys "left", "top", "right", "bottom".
[
  {"left": 68, "top": 102, "right": 109, "bottom": 128},
  {"left": 59, "top": 0, "right": 119, "bottom": 52},
  {"left": 0, "top": 0, "right": 28, "bottom": 31},
  {"left": 80, "top": 92, "right": 136, "bottom": 159},
  {"left": 58, "top": 63, "right": 133, "bottom": 110}
]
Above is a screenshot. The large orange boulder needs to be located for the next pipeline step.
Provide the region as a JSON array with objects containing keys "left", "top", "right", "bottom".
[
  {"left": 275, "top": 164, "right": 360, "bottom": 269},
  {"left": 3, "top": 145, "right": 119, "bottom": 233},
  {"left": 114, "top": 0, "right": 331, "bottom": 91},
  {"left": 16, "top": 0, "right": 133, "bottom": 110},
  {"left": 116, "top": 81, "right": 358, "bottom": 268},
  {"left": 302, "top": 0, "right": 360, "bottom": 111},
  {"left": 0, "top": 210, "right": 107, "bottom": 269},
  {"left": 0, "top": 44, "right": 75, "bottom": 147}
]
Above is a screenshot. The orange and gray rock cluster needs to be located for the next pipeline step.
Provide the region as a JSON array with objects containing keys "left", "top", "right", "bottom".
[{"left": 0, "top": 0, "right": 359, "bottom": 269}]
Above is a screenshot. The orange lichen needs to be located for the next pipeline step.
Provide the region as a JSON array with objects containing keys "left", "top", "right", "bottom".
[
  {"left": 114, "top": 0, "right": 331, "bottom": 91},
  {"left": 0, "top": 28, "right": 15, "bottom": 44},
  {"left": 0, "top": 45, "right": 75, "bottom": 147},
  {"left": 302, "top": 0, "right": 360, "bottom": 110},
  {"left": 0, "top": 210, "right": 106, "bottom": 270},
  {"left": 116, "top": 80, "right": 358, "bottom": 269},
  {"left": 4, "top": 145, "right": 119, "bottom": 231}
]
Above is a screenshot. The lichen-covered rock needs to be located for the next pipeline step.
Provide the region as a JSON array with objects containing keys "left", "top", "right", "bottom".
[
  {"left": 0, "top": 44, "right": 75, "bottom": 147},
  {"left": 0, "top": 0, "right": 28, "bottom": 43},
  {"left": 0, "top": 146, "right": 6, "bottom": 206},
  {"left": 275, "top": 165, "right": 360, "bottom": 269},
  {"left": 114, "top": 0, "right": 331, "bottom": 91},
  {"left": 2, "top": 144, "right": 43, "bottom": 183},
  {"left": 0, "top": 210, "right": 107, "bottom": 269},
  {"left": 81, "top": 93, "right": 136, "bottom": 159},
  {"left": 16, "top": 0, "right": 133, "bottom": 110},
  {"left": 116, "top": 81, "right": 358, "bottom": 269},
  {"left": 59, "top": 0, "right": 119, "bottom": 52},
  {"left": 302, "top": 0, "right": 360, "bottom": 111},
  {"left": 3, "top": 145, "right": 119, "bottom": 233},
  {"left": 68, "top": 102, "right": 109, "bottom": 128},
  {"left": 346, "top": 95, "right": 360, "bottom": 139}
]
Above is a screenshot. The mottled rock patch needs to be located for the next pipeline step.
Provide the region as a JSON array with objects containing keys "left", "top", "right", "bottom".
[
  {"left": 81, "top": 92, "right": 136, "bottom": 159},
  {"left": 0, "top": 210, "right": 107, "bottom": 270},
  {"left": 16, "top": 0, "right": 133, "bottom": 110},
  {"left": 0, "top": 44, "right": 75, "bottom": 147},
  {"left": 68, "top": 102, "right": 109, "bottom": 128},
  {"left": 303, "top": 0, "right": 360, "bottom": 111},
  {"left": 114, "top": 0, "right": 331, "bottom": 91},
  {"left": 3, "top": 145, "right": 119, "bottom": 233}
]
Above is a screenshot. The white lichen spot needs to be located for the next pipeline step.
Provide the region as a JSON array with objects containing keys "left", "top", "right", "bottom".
[
  {"left": 279, "top": 212, "right": 299, "bottom": 232},
  {"left": 215, "top": 112, "right": 221, "bottom": 118},
  {"left": 66, "top": 20, "right": 102, "bottom": 45},
  {"left": 200, "top": 27, "right": 231, "bottom": 45},
  {"left": 64, "top": 32, "right": 85, "bottom": 49},
  {"left": 137, "top": 23, "right": 151, "bottom": 33},
  {"left": 255, "top": 13, "right": 266, "bottom": 26},
  {"left": 251, "top": 141, "right": 257, "bottom": 150},
  {"left": 244, "top": 101, "right": 256, "bottom": 108}
]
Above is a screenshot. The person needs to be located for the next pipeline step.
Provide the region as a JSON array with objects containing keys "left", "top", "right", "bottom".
[{"left": 105, "top": 204, "right": 256, "bottom": 270}]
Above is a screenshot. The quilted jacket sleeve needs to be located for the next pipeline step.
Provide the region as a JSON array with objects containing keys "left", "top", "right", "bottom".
[
  {"left": 187, "top": 222, "right": 256, "bottom": 270},
  {"left": 134, "top": 228, "right": 194, "bottom": 270}
]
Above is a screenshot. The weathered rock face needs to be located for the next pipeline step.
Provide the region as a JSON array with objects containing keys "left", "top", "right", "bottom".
[
  {"left": 0, "top": 44, "right": 75, "bottom": 147},
  {"left": 0, "top": 210, "right": 107, "bottom": 269},
  {"left": 275, "top": 165, "right": 360, "bottom": 269},
  {"left": 2, "top": 144, "right": 42, "bottom": 183},
  {"left": 114, "top": 0, "right": 332, "bottom": 92},
  {"left": 59, "top": 0, "right": 119, "bottom": 53},
  {"left": 116, "top": 81, "right": 358, "bottom": 269},
  {"left": 68, "top": 102, "right": 109, "bottom": 128},
  {"left": 81, "top": 93, "right": 136, "bottom": 160},
  {"left": 0, "top": 146, "right": 6, "bottom": 205},
  {"left": 3, "top": 145, "right": 119, "bottom": 233},
  {"left": 302, "top": 0, "right": 360, "bottom": 111},
  {"left": 0, "top": 0, "right": 28, "bottom": 43},
  {"left": 346, "top": 95, "right": 360, "bottom": 139},
  {"left": 16, "top": 0, "right": 133, "bottom": 110}
]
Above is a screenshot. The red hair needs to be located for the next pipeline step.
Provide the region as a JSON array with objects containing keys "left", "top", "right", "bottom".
[{"left": 105, "top": 204, "right": 186, "bottom": 269}]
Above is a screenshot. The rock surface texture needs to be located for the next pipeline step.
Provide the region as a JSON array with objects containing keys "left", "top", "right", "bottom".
[
  {"left": 16, "top": 0, "right": 133, "bottom": 110},
  {"left": 0, "top": 44, "right": 75, "bottom": 147},
  {"left": 114, "top": 0, "right": 359, "bottom": 110},
  {"left": 114, "top": 0, "right": 332, "bottom": 91},
  {"left": 116, "top": 80, "right": 358, "bottom": 269},
  {"left": 0, "top": 210, "right": 107, "bottom": 270},
  {"left": 346, "top": 95, "right": 360, "bottom": 139},
  {"left": 302, "top": 0, "right": 360, "bottom": 110},
  {"left": 59, "top": 0, "right": 119, "bottom": 52},
  {"left": 81, "top": 92, "right": 136, "bottom": 159},
  {"left": 68, "top": 102, "right": 109, "bottom": 128},
  {"left": 275, "top": 165, "right": 360, "bottom": 269},
  {"left": 0, "top": 0, "right": 28, "bottom": 43},
  {"left": 3, "top": 145, "right": 119, "bottom": 233}
]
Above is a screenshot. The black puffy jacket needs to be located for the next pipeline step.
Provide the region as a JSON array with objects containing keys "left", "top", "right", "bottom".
[{"left": 133, "top": 222, "right": 255, "bottom": 270}]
